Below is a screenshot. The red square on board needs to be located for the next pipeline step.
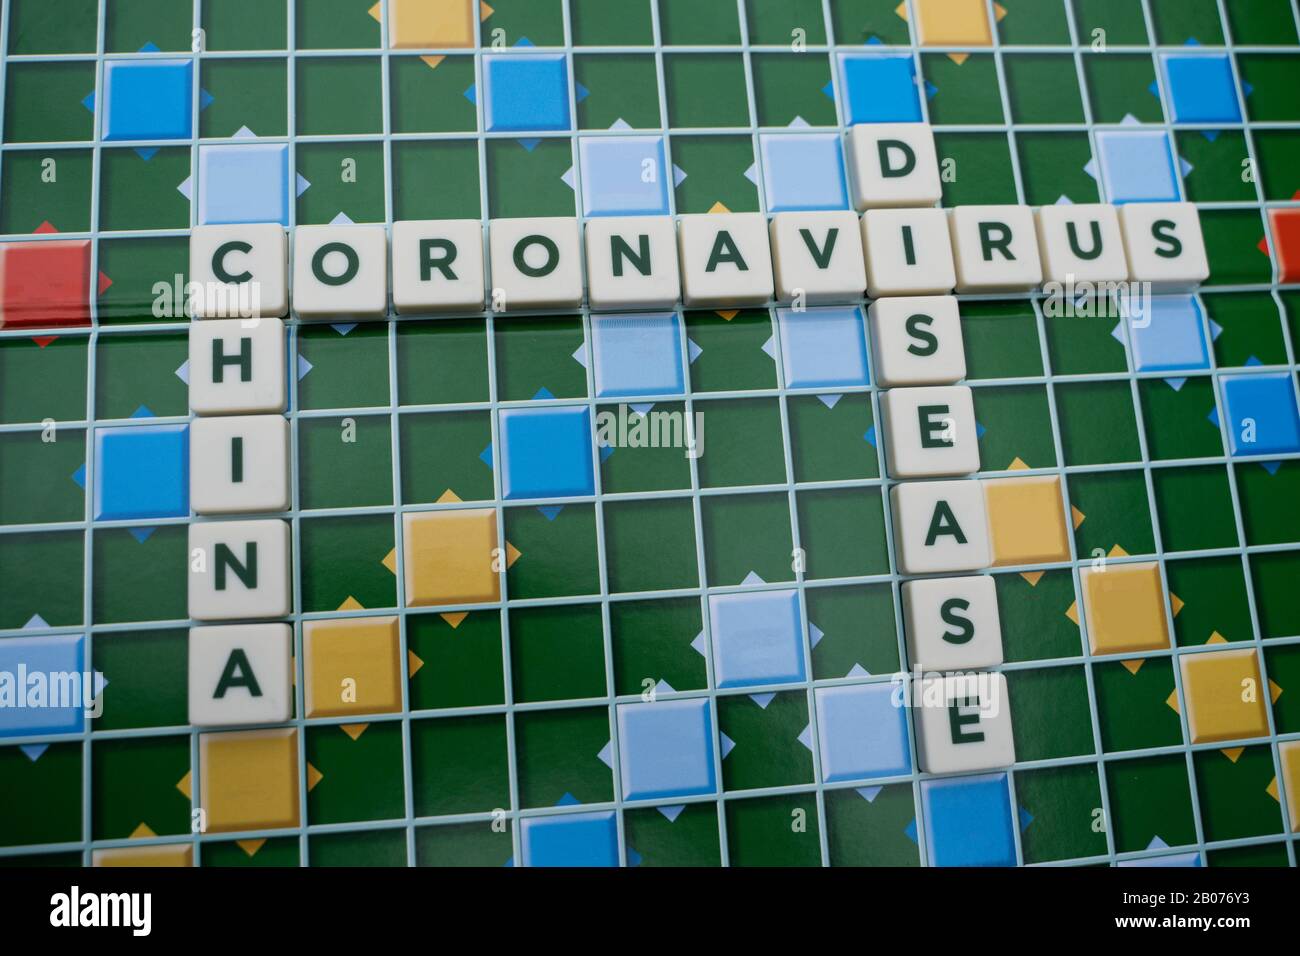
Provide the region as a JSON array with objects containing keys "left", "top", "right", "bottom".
[
  {"left": 0, "top": 240, "right": 92, "bottom": 329},
  {"left": 1270, "top": 208, "right": 1300, "bottom": 284}
]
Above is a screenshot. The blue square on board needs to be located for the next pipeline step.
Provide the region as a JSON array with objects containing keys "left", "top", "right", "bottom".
[
  {"left": 1161, "top": 54, "right": 1241, "bottom": 124},
  {"left": 592, "top": 313, "right": 685, "bottom": 398},
  {"left": 1096, "top": 129, "right": 1180, "bottom": 204},
  {"left": 500, "top": 406, "right": 595, "bottom": 499},
  {"left": 485, "top": 54, "right": 571, "bottom": 132},
  {"left": 1221, "top": 372, "right": 1300, "bottom": 457},
  {"left": 761, "top": 134, "right": 849, "bottom": 212},
  {"left": 0, "top": 635, "right": 87, "bottom": 738},
  {"left": 198, "top": 144, "right": 290, "bottom": 225},
  {"left": 1127, "top": 295, "right": 1210, "bottom": 372},
  {"left": 103, "top": 59, "right": 193, "bottom": 141},
  {"left": 839, "top": 54, "right": 922, "bottom": 124},
  {"left": 708, "top": 589, "right": 805, "bottom": 689},
  {"left": 579, "top": 136, "right": 670, "bottom": 216},
  {"left": 921, "top": 773, "right": 1017, "bottom": 867},
  {"left": 617, "top": 698, "right": 716, "bottom": 801},
  {"left": 777, "top": 306, "right": 870, "bottom": 389},
  {"left": 94, "top": 424, "right": 189, "bottom": 521},
  {"left": 520, "top": 811, "right": 619, "bottom": 867},
  {"left": 815, "top": 683, "right": 910, "bottom": 782}
]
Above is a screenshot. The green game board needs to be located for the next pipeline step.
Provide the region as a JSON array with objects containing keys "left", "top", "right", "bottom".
[{"left": 1, "top": 0, "right": 1299, "bottom": 868}]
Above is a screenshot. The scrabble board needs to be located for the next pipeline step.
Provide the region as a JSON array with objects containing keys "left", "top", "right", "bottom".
[{"left": 2, "top": 0, "right": 1300, "bottom": 869}]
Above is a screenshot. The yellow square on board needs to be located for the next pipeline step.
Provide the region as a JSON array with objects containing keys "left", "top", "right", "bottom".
[
  {"left": 1282, "top": 741, "right": 1300, "bottom": 833},
  {"left": 200, "top": 728, "right": 300, "bottom": 833},
  {"left": 1080, "top": 562, "right": 1170, "bottom": 655},
  {"left": 305, "top": 616, "right": 402, "bottom": 718},
  {"left": 389, "top": 0, "right": 475, "bottom": 48},
  {"left": 914, "top": 0, "right": 993, "bottom": 46},
  {"left": 1179, "top": 648, "right": 1270, "bottom": 744},
  {"left": 93, "top": 844, "right": 194, "bottom": 867},
  {"left": 984, "top": 475, "right": 1071, "bottom": 566},
  {"left": 404, "top": 508, "right": 500, "bottom": 606}
]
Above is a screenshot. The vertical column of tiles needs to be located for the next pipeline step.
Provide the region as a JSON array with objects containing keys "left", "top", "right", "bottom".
[
  {"left": 849, "top": 120, "right": 1017, "bottom": 790},
  {"left": 842, "top": 4, "right": 1024, "bottom": 863},
  {"left": 185, "top": 225, "right": 299, "bottom": 838}
]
